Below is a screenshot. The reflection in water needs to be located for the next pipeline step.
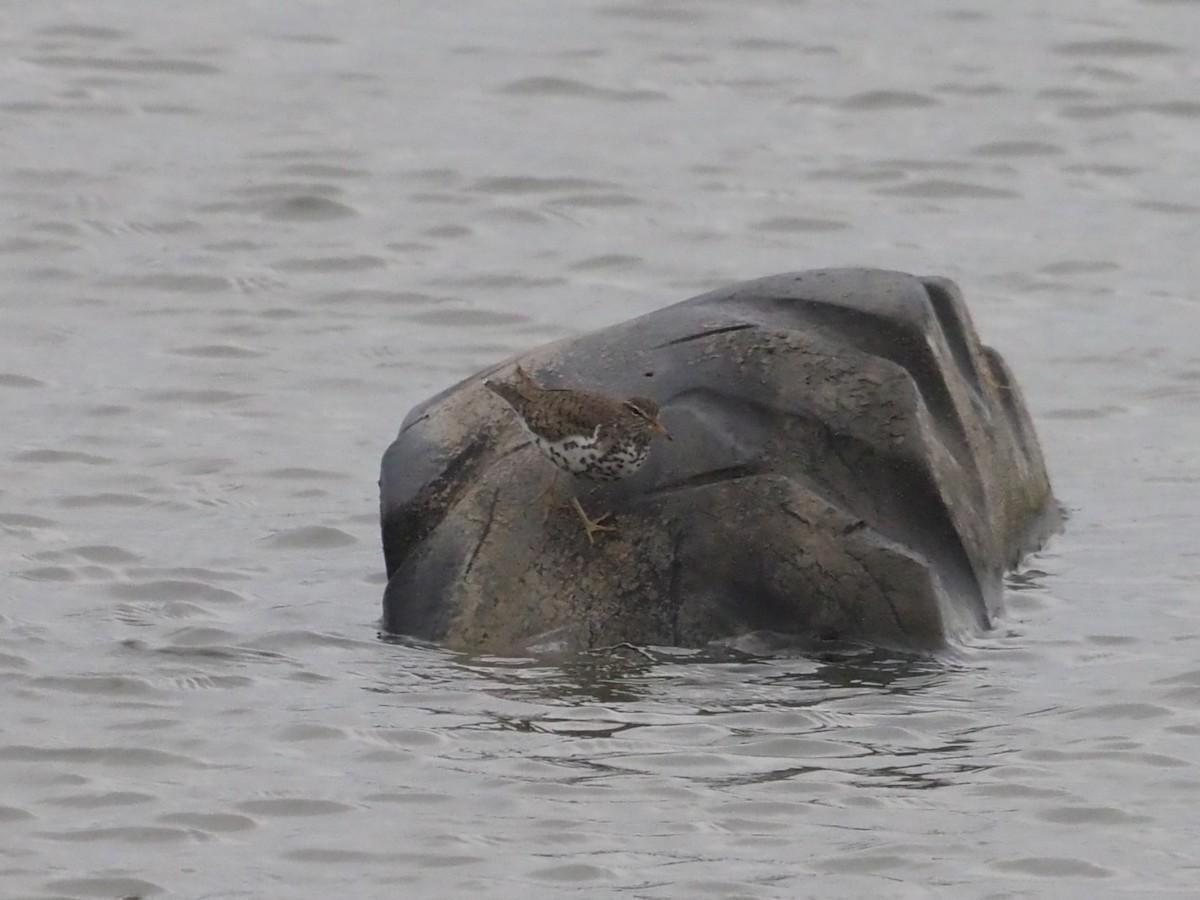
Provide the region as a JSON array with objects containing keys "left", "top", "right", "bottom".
[
  {"left": 1005, "top": 566, "right": 1053, "bottom": 592},
  {"left": 383, "top": 641, "right": 1005, "bottom": 796},
  {"left": 802, "top": 643, "right": 954, "bottom": 692},
  {"left": 400, "top": 637, "right": 957, "bottom": 708}
]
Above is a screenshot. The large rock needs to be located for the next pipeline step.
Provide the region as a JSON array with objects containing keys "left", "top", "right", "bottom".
[{"left": 380, "top": 269, "right": 1058, "bottom": 655}]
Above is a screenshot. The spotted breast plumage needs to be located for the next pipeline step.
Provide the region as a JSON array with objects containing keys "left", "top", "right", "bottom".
[{"left": 484, "top": 365, "right": 671, "bottom": 541}]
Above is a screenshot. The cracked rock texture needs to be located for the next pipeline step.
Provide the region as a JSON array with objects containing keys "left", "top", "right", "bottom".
[{"left": 379, "top": 269, "right": 1058, "bottom": 655}]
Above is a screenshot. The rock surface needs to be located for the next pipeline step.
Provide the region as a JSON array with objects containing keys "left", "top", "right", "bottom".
[{"left": 379, "top": 269, "right": 1058, "bottom": 655}]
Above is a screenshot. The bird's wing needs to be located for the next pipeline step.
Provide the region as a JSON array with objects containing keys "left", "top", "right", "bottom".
[{"left": 536, "top": 390, "right": 622, "bottom": 444}]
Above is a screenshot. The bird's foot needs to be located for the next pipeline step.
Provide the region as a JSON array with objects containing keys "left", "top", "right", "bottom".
[{"left": 569, "top": 496, "right": 615, "bottom": 544}]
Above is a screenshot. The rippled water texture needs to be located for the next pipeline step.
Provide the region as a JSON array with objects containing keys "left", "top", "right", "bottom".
[{"left": 3, "top": 1, "right": 1199, "bottom": 897}]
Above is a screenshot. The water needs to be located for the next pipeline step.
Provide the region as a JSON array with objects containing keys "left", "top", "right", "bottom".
[{"left": 3, "top": 0, "right": 1199, "bottom": 897}]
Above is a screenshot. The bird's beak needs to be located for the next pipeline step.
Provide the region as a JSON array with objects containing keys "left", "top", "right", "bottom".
[{"left": 653, "top": 419, "right": 672, "bottom": 440}]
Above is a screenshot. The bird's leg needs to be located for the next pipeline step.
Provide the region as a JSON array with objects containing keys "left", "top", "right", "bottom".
[{"left": 569, "top": 494, "right": 615, "bottom": 544}]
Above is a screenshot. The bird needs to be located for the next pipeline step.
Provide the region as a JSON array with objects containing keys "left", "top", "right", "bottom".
[{"left": 484, "top": 365, "right": 671, "bottom": 542}]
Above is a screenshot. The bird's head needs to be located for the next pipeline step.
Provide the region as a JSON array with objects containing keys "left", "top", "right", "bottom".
[{"left": 624, "top": 396, "right": 671, "bottom": 439}]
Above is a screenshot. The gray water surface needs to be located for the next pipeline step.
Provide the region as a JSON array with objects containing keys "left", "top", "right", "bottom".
[{"left": 3, "top": 1, "right": 1199, "bottom": 898}]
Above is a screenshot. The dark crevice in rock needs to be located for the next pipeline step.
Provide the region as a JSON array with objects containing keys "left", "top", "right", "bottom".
[
  {"left": 463, "top": 487, "right": 500, "bottom": 578},
  {"left": 922, "top": 277, "right": 984, "bottom": 396},
  {"left": 649, "top": 463, "right": 765, "bottom": 495},
  {"left": 653, "top": 322, "right": 758, "bottom": 349},
  {"left": 381, "top": 434, "right": 490, "bottom": 578},
  {"left": 667, "top": 528, "right": 685, "bottom": 646}
]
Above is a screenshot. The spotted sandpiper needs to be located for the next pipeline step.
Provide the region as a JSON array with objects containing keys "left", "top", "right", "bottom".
[{"left": 484, "top": 365, "right": 671, "bottom": 542}]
